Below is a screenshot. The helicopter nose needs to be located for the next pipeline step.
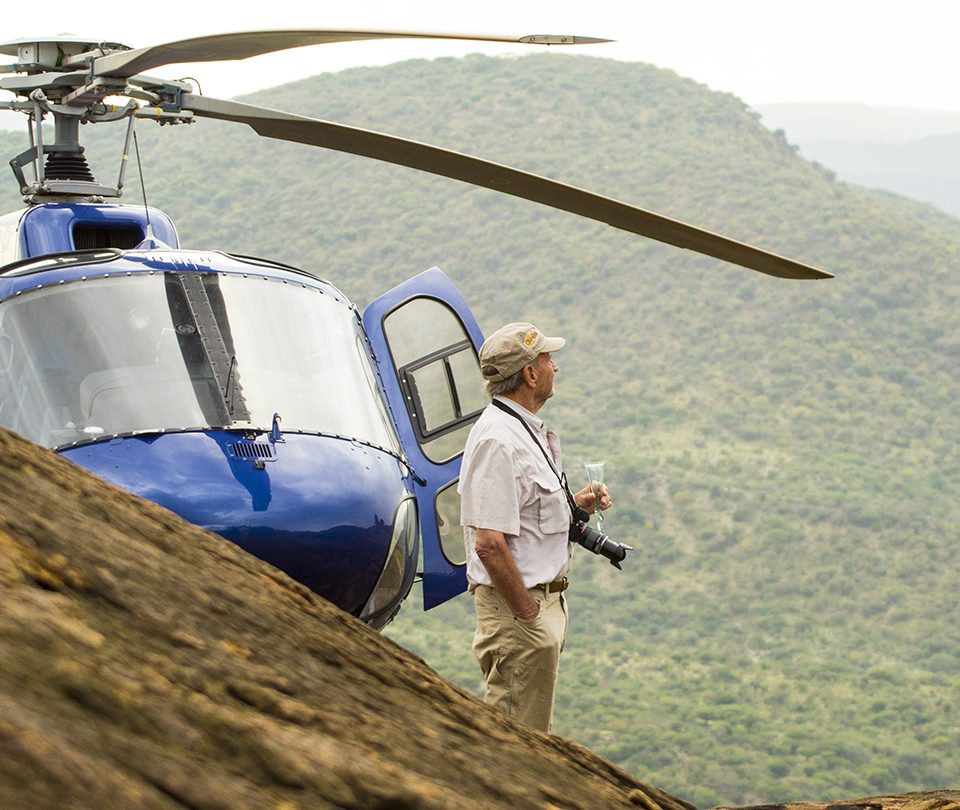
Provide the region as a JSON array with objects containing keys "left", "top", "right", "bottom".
[{"left": 61, "top": 431, "right": 414, "bottom": 616}]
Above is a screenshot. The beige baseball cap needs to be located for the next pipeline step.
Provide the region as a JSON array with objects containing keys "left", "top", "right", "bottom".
[{"left": 479, "top": 322, "right": 565, "bottom": 382}]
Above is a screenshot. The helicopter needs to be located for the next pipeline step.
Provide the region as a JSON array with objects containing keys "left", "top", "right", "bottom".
[{"left": 0, "top": 30, "right": 832, "bottom": 628}]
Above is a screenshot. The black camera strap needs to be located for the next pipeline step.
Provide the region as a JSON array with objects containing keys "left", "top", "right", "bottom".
[{"left": 490, "top": 398, "right": 588, "bottom": 523}]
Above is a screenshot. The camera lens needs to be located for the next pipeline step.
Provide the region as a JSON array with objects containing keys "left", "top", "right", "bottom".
[{"left": 570, "top": 521, "right": 631, "bottom": 569}]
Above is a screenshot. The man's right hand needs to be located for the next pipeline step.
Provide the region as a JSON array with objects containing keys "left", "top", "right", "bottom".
[{"left": 513, "top": 600, "right": 540, "bottom": 621}]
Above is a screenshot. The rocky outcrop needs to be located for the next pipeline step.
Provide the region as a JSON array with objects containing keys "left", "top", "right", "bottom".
[{"left": 0, "top": 426, "right": 693, "bottom": 810}]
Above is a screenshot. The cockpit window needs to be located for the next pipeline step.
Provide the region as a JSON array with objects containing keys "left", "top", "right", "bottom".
[{"left": 0, "top": 273, "right": 399, "bottom": 450}]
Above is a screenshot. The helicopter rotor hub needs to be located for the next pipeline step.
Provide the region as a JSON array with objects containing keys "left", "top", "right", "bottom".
[{"left": 0, "top": 37, "right": 131, "bottom": 75}]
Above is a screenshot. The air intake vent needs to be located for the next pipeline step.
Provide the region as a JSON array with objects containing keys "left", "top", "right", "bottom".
[
  {"left": 228, "top": 441, "right": 276, "bottom": 461},
  {"left": 73, "top": 225, "right": 145, "bottom": 250}
]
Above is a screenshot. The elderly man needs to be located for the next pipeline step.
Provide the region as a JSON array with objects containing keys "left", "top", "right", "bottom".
[{"left": 458, "top": 322, "right": 611, "bottom": 733}]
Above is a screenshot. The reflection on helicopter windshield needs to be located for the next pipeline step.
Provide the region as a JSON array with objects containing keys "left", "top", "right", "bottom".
[{"left": 0, "top": 272, "right": 399, "bottom": 450}]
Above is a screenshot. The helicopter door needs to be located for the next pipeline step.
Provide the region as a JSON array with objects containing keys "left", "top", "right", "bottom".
[{"left": 363, "top": 267, "right": 486, "bottom": 609}]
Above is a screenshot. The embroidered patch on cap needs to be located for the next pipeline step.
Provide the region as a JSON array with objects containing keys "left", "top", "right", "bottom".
[{"left": 523, "top": 328, "right": 539, "bottom": 348}]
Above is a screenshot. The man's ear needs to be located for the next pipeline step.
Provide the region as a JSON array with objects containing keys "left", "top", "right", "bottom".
[{"left": 523, "top": 363, "right": 537, "bottom": 387}]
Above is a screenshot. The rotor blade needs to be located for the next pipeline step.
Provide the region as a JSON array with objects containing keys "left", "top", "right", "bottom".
[
  {"left": 181, "top": 94, "right": 831, "bottom": 280},
  {"left": 94, "top": 29, "right": 611, "bottom": 80}
]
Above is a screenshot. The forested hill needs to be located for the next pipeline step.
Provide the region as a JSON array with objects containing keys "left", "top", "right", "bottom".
[{"left": 1, "top": 54, "right": 957, "bottom": 806}]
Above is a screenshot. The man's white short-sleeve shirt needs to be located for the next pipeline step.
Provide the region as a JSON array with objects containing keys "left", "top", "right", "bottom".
[{"left": 458, "top": 396, "right": 573, "bottom": 589}]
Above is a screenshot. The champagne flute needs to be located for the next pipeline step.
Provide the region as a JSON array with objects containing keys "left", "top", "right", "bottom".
[{"left": 584, "top": 461, "right": 605, "bottom": 532}]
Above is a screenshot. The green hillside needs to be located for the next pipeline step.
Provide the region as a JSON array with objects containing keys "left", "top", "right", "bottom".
[{"left": 2, "top": 55, "right": 957, "bottom": 806}]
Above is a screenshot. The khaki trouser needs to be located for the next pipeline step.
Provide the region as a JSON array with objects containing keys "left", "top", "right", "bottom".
[{"left": 472, "top": 584, "right": 568, "bottom": 733}]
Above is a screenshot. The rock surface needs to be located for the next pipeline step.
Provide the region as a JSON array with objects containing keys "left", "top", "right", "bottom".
[{"left": 0, "top": 426, "right": 693, "bottom": 810}]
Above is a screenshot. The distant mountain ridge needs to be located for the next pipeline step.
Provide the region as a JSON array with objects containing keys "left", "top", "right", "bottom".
[
  {"left": 755, "top": 102, "right": 960, "bottom": 216},
  {"left": 754, "top": 103, "right": 960, "bottom": 143}
]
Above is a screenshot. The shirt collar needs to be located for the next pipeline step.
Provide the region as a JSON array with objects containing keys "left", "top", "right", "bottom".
[{"left": 492, "top": 395, "right": 546, "bottom": 432}]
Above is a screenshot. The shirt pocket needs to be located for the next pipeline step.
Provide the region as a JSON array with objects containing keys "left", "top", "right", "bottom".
[{"left": 533, "top": 472, "right": 571, "bottom": 535}]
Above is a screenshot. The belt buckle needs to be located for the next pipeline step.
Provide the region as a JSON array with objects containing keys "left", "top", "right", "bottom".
[{"left": 548, "top": 576, "right": 568, "bottom": 593}]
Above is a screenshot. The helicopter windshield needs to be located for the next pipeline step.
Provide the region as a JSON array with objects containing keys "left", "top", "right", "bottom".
[{"left": 0, "top": 272, "right": 399, "bottom": 451}]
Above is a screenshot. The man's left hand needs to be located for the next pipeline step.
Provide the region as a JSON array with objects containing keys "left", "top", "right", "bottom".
[{"left": 574, "top": 483, "right": 612, "bottom": 512}]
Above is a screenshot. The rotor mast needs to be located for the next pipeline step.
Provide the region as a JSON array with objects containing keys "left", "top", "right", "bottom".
[{"left": 1, "top": 38, "right": 158, "bottom": 202}]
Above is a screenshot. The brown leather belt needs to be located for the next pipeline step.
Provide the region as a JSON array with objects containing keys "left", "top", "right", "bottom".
[{"left": 540, "top": 577, "right": 569, "bottom": 593}]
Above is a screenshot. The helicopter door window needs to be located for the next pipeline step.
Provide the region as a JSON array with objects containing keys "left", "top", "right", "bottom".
[
  {"left": 401, "top": 341, "right": 485, "bottom": 440},
  {"left": 406, "top": 353, "right": 458, "bottom": 433},
  {"left": 446, "top": 346, "right": 487, "bottom": 415},
  {"left": 382, "top": 298, "right": 484, "bottom": 464},
  {"left": 434, "top": 480, "right": 466, "bottom": 567}
]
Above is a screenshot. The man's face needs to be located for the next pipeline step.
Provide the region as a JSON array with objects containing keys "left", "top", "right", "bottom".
[{"left": 533, "top": 352, "right": 558, "bottom": 402}]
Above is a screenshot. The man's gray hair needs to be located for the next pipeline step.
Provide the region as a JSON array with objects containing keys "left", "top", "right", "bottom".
[{"left": 484, "top": 367, "right": 526, "bottom": 398}]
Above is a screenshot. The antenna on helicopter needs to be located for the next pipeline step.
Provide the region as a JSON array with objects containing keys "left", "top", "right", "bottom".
[{"left": 131, "top": 128, "right": 155, "bottom": 243}]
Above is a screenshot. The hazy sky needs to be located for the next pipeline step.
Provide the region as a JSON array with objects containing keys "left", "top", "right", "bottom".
[{"left": 2, "top": 0, "right": 959, "bottom": 112}]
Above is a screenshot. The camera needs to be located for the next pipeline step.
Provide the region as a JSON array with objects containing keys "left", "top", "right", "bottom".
[{"left": 569, "top": 513, "right": 633, "bottom": 570}]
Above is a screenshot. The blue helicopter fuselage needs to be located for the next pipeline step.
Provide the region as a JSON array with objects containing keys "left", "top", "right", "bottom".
[
  {"left": 62, "top": 431, "right": 412, "bottom": 616},
  {"left": 0, "top": 203, "right": 482, "bottom": 626}
]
